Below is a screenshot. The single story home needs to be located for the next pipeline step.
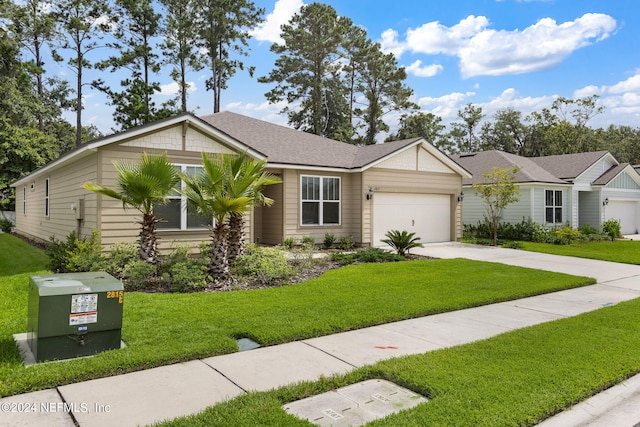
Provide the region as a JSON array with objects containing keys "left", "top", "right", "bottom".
[
  {"left": 452, "top": 150, "right": 640, "bottom": 234},
  {"left": 12, "top": 111, "right": 470, "bottom": 250}
]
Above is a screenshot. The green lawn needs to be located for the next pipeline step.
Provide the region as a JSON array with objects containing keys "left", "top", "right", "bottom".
[
  {"left": 0, "top": 233, "right": 595, "bottom": 397},
  {"left": 519, "top": 240, "right": 640, "bottom": 264},
  {"left": 159, "top": 297, "right": 640, "bottom": 427}
]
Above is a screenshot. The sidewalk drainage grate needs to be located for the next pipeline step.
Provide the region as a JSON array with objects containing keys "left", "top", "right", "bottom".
[
  {"left": 283, "top": 379, "right": 428, "bottom": 426},
  {"left": 235, "top": 337, "right": 261, "bottom": 352}
]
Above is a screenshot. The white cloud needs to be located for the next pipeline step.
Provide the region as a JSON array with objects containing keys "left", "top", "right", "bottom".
[
  {"left": 159, "top": 81, "right": 196, "bottom": 96},
  {"left": 417, "top": 91, "right": 476, "bottom": 120},
  {"left": 386, "top": 13, "right": 617, "bottom": 78},
  {"left": 250, "top": 0, "right": 304, "bottom": 44},
  {"left": 405, "top": 60, "right": 443, "bottom": 77},
  {"left": 573, "top": 85, "right": 602, "bottom": 98},
  {"left": 605, "top": 73, "right": 640, "bottom": 94},
  {"left": 380, "top": 29, "right": 406, "bottom": 57}
]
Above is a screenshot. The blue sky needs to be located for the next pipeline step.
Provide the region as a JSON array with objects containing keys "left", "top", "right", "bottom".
[{"left": 56, "top": 0, "right": 640, "bottom": 139}]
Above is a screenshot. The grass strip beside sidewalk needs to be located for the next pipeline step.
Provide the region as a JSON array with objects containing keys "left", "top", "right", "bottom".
[{"left": 159, "top": 297, "right": 640, "bottom": 426}]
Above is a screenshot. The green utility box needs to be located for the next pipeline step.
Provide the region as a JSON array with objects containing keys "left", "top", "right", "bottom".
[{"left": 27, "top": 272, "right": 124, "bottom": 363}]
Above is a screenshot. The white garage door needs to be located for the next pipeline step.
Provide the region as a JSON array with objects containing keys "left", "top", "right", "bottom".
[
  {"left": 606, "top": 201, "right": 638, "bottom": 235},
  {"left": 373, "top": 193, "right": 451, "bottom": 246}
]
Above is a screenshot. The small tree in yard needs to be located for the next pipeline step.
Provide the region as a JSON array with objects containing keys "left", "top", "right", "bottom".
[
  {"left": 82, "top": 153, "right": 180, "bottom": 264},
  {"left": 472, "top": 166, "right": 520, "bottom": 246},
  {"left": 381, "top": 230, "right": 423, "bottom": 256}
]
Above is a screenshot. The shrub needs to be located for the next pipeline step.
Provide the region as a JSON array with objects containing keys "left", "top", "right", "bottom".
[
  {"left": 336, "top": 235, "right": 355, "bottom": 250},
  {"left": 164, "top": 260, "right": 208, "bottom": 292},
  {"left": 122, "top": 261, "right": 158, "bottom": 290},
  {"left": 301, "top": 235, "right": 315, "bottom": 245},
  {"left": 554, "top": 226, "right": 582, "bottom": 245},
  {"left": 0, "top": 216, "right": 13, "bottom": 233},
  {"left": 323, "top": 233, "right": 336, "bottom": 249},
  {"left": 381, "top": 230, "right": 423, "bottom": 256},
  {"left": 282, "top": 237, "right": 295, "bottom": 250},
  {"left": 601, "top": 219, "right": 622, "bottom": 241},
  {"left": 578, "top": 224, "right": 599, "bottom": 236},
  {"left": 101, "top": 242, "right": 139, "bottom": 279},
  {"left": 46, "top": 230, "right": 103, "bottom": 273},
  {"left": 233, "top": 244, "right": 293, "bottom": 286}
]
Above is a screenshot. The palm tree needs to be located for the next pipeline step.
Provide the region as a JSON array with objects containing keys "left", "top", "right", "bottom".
[
  {"left": 82, "top": 153, "right": 180, "bottom": 264},
  {"left": 225, "top": 153, "right": 281, "bottom": 263},
  {"left": 181, "top": 152, "right": 253, "bottom": 278}
]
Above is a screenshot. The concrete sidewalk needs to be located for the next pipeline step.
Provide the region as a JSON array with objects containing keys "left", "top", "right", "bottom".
[{"left": 2, "top": 244, "right": 640, "bottom": 427}]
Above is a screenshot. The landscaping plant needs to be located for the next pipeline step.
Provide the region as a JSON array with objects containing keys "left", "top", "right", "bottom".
[
  {"left": 381, "top": 229, "right": 423, "bottom": 256},
  {"left": 82, "top": 153, "right": 180, "bottom": 264}
]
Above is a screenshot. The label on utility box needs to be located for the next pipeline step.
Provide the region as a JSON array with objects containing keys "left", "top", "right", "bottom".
[
  {"left": 71, "top": 294, "right": 98, "bottom": 313},
  {"left": 69, "top": 312, "right": 97, "bottom": 325}
]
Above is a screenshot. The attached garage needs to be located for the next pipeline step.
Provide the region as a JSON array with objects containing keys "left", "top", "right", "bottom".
[
  {"left": 606, "top": 201, "right": 639, "bottom": 235},
  {"left": 373, "top": 193, "right": 452, "bottom": 246}
]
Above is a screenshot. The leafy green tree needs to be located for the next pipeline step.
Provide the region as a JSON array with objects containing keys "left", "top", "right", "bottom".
[
  {"left": 159, "top": 0, "right": 203, "bottom": 113},
  {"left": 0, "top": 25, "right": 58, "bottom": 210},
  {"left": 472, "top": 166, "right": 520, "bottom": 246},
  {"left": 181, "top": 153, "right": 253, "bottom": 278},
  {"left": 352, "top": 45, "right": 416, "bottom": 144},
  {"left": 386, "top": 112, "right": 446, "bottom": 145},
  {"left": 194, "top": 0, "right": 264, "bottom": 113},
  {"left": 450, "top": 103, "right": 484, "bottom": 153},
  {"left": 82, "top": 153, "right": 180, "bottom": 264},
  {"left": 5, "top": 0, "right": 56, "bottom": 131},
  {"left": 224, "top": 153, "right": 281, "bottom": 263},
  {"left": 259, "top": 2, "right": 351, "bottom": 137},
  {"left": 479, "top": 108, "right": 529, "bottom": 155},
  {"left": 94, "top": 0, "right": 174, "bottom": 129},
  {"left": 52, "top": 0, "right": 111, "bottom": 146}
]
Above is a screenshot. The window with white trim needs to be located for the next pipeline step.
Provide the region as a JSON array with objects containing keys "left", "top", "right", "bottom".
[
  {"left": 301, "top": 175, "right": 340, "bottom": 226},
  {"left": 545, "top": 190, "right": 562, "bottom": 224},
  {"left": 44, "top": 178, "right": 50, "bottom": 217},
  {"left": 155, "top": 165, "right": 212, "bottom": 230}
]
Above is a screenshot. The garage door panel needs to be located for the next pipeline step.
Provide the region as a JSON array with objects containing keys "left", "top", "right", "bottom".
[
  {"left": 373, "top": 193, "right": 450, "bottom": 246},
  {"left": 606, "top": 201, "right": 638, "bottom": 235}
]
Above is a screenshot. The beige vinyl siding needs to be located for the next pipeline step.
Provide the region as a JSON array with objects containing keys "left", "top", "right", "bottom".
[
  {"left": 363, "top": 168, "right": 463, "bottom": 245},
  {"left": 15, "top": 154, "right": 99, "bottom": 243},
  {"left": 97, "top": 129, "right": 244, "bottom": 251},
  {"left": 259, "top": 175, "right": 284, "bottom": 245},
  {"left": 281, "top": 170, "right": 362, "bottom": 244}
]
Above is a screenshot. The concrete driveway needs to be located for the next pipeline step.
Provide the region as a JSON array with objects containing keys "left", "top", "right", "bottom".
[{"left": 413, "top": 242, "right": 640, "bottom": 284}]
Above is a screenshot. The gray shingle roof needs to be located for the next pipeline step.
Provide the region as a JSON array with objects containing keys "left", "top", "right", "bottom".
[
  {"left": 529, "top": 151, "right": 610, "bottom": 181},
  {"left": 200, "top": 111, "right": 419, "bottom": 169},
  {"left": 592, "top": 163, "right": 631, "bottom": 186},
  {"left": 451, "top": 151, "right": 567, "bottom": 185}
]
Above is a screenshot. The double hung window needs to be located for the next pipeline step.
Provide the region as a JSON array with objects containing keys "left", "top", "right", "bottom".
[
  {"left": 545, "top": 190, "right": 562, "bottom": 224},
  {"left": 301, "top": 176, "right": 340, "bottom": 226},
  {"left": 156, "top": 166, "right": 212, "bottom": 230}
]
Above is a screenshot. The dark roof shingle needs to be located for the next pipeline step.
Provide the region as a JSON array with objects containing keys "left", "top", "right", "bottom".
[{"left": 451, "top": 151, "right": 567, "bottom": 185}]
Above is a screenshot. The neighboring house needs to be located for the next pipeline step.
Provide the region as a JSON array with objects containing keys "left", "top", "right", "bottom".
[
  {"left": 452, "top": 150, "right": 640, "bottom": 234},
  {"left": 11, "top": 111, "right": 470, "bottom": 250}
]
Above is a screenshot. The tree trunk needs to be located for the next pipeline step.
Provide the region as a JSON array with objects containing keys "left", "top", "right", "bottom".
[
  {"left": 208, "top": 223, "right": 230, "bottom": 278},
  {"left": 227, "top": 214, "right": 244, "bottom": 264},
  {"left": 139, "top": 213, "right": 159, "bottom": 263}
]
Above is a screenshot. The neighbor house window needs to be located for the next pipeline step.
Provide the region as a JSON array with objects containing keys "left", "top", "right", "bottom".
[
  {"left": 301, "top": 175, "right": 340, "bottom": 226},
  {"left": 155, "top": 165, "right": 212, "bottom": 230},
  {"left": 545, "top": 190, "right": 562, "bottom": 224},
  {"left": 44, "top": 178, "right": 50, "bottom": 217},
  {"left": 23, "top": 187, "right": 26, "bottom": 215}
]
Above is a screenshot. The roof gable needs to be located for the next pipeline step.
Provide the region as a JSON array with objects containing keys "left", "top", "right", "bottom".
[
  {"left": 451, "top": 151, "right": 567, "bottom": 185},
  {"left": 593, "top": 163, "right": 640, "bottom": 188}
]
